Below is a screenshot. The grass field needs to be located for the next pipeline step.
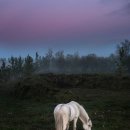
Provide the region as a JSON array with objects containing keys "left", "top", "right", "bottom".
[{"left": 0, "top": 74, "right": 130, "bottom": 130}]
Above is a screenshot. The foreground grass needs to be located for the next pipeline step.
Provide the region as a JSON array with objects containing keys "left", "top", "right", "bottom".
[{"left": 0, "top": 86, "right": 130, "bottom": 130}]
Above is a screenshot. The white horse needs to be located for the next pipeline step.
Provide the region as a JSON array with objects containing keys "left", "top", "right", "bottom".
[{"left": 54, "top": 101, "right": 92, "bottom": 130}]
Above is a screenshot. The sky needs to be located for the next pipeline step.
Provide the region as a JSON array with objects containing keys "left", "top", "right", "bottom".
[{"left": 0, "top": 0, "right": 130, "bottom": 57}]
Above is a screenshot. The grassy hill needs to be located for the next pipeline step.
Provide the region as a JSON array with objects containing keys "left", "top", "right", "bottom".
[{"left": 0, "top": 74, "right": 130, "bottom": 130}]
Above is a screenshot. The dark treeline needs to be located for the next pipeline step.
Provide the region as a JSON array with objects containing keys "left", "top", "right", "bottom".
[{"left": 0, "top": 40, "right": 130, "bottom": 80}]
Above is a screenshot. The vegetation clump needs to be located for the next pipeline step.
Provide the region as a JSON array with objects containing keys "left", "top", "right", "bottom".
[
  {"left": 14, "top": 75, "right": 59, "bottom": 100},
  {"left": 13, "top": 74, "right": 130, "bottom": 101}
]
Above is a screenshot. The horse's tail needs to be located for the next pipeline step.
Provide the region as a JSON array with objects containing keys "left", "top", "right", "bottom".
[{"left": 54, "top": 111, "right": 64, "bottom": 130}]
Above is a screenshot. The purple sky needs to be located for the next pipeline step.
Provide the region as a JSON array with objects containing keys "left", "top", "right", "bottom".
[{"left": 0, "top": 0, "right": 130, "bottom": 57}]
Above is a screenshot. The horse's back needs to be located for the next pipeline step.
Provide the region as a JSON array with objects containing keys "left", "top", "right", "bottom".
[
  {"left": 54, "top": 104, "right": 63, "bottom": 113},
  {"left": 54, "top": 104, "right": 69, "bottom": 117},
  {"left": 68, "top": 101, "right": 79, "bottom": 117},
  {"left": 54, "top": 102, "right": 79, "bottom": 120},
  {"left": 69, "top": 101, "right": 81, "bottom": 107}
]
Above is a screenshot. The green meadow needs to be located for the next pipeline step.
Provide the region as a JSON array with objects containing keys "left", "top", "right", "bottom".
[{"left": 0, "top": 74, "right": 130, "bottom": 130}]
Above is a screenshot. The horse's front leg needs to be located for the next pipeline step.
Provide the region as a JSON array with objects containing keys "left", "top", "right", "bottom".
[{"left": 73, "top": 118, "right": 78, "bottom": 130}]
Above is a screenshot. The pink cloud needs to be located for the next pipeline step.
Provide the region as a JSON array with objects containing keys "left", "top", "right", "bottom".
[{"left": 0, "top": 0, "right": 130, "bottom": 44}]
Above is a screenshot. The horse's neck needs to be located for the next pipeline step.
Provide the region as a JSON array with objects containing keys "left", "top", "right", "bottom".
[
  {"left": 69, "top": 101, "right": 89, "bottom": 124},
  {"left": 78, "top": 105, "right": 89, "bottom": 124}
]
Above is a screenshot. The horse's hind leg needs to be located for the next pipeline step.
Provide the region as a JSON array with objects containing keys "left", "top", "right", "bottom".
[
  {"left": 73, "top": 118, "right": 78, "bottom": 130},
  {"left": 66, "top": 122, "right": 69, "bottom": 130}
]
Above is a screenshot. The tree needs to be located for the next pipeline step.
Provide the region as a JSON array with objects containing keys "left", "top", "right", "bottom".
[
  {"left": 1, "top": 59, "right": 6, "bottom": 71},
  {"left": 8, "top": 56, "right": 15, "bottom": 71},
  {"left": 55, "top": 51, "right": 65, "bottom": 73},
  {"left": 116, "top": 40, "right": 130, "bottom": 75},
  {"left": 8, "top": 56, "right": 24, "bottom": 79},
  {"left": 0, "top": 59, "right": 11, "bottom": 80},
  {"left": 43, "top": 49, "right": 53, "bottom": 73},
  {"left": 34, "top": 52, "right": 40, "bottom": 72},
  {"left": 0, "top": 59, "right": 6, "bottom": 79},
  {"left": 16, "top": 56, "right": 24, "bottom": 77},
  {"left": 24, "top": 55, "right": 34, "bottom": 76}
]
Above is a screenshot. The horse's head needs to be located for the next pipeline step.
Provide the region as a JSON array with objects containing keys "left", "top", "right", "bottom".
[{"left": 83, "top": 119, "right": 92, "bottom": 130}]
